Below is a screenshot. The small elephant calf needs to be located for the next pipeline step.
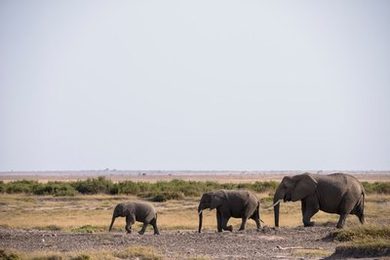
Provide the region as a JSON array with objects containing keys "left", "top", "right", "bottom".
[{"left": 108, "top": 202, "right": 160, "bottom": 235}]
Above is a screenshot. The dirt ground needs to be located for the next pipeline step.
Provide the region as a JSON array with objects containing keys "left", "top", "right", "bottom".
[{"left": 0, "top": 226, "right": 340, "bottom": 259}]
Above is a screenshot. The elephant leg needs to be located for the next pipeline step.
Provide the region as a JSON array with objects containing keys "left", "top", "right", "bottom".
[
  {"left": 125, "top": 223, "right": 132, "bottom": 233},
  {"left": 138, "top": 222, "right": 148, "bottom": 235},
  {"left": 221, "top": 216, "right": 233, "bottom": 232},
  {"left": 250, "top": 211, "right": 262, "bottom": 230},
  {"left": 216, "top": 210, "right": 222, "bottom": 232},
  {"left": 336, "top": 214, "right": 347, "bottom": 228},
  {"left": 151, "top": 218, "right": 160, "bottom": 235},
  {"left": 350, "top": 197, "right": 365, "bottom": 225},
  {"left": 302, "top": 197, "right": 319, "bottom": 227},
  {"left": 337, "top": 195, "right": 358, "bottom": 228},
  {"left": 239, "top": 217, "right": 248, "bottom": 231},
  {"left": 125, "top": 215, "right": 135, "bottom": 233},
  {"left": 357, "top": 210, "right": 365, "bottom": 225}
]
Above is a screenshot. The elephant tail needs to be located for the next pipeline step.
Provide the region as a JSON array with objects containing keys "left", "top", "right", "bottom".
[
  {"left": 354, "top": 191, "right": 365, "bottom": 224},
  {"left": 257, "top": 201, "right": 264, "bottom": 223},
  {"left": 360, "top": 191, "right": 365, "bottom": 224}
]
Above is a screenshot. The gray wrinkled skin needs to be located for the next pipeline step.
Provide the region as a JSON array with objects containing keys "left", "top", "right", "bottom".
[
  {"left": 273, "top": 173, "right": 365, "bottom": 228},
  {"left": 198, "top": 189, "right": 261, "bottom": 233},
  {"left": 109, "top": 202, "right": 160, "bottom": 235}
]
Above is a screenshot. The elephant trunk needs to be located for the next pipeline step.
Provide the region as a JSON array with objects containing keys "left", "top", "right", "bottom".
[
  {"left": 109, "top": 216, "right": 116, "bottom": 232},
  {"left": 274, "top": 200, "right": 280, "bottom": 227},
  {"left": 273, "top": 186, "right": 285, "bottom": 227}
]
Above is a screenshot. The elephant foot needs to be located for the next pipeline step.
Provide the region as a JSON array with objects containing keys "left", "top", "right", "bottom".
[
  {"left": 303, "top": 221, "right": 315, "bottom": 227},
  {"left": 336, "top": 223, "right": 344, "bottom": 229}
]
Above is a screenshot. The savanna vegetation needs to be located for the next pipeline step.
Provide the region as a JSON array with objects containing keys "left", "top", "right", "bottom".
[
  {"left": 1, "top": 177, "right": 389, "bottom": 259},
  {"left": 0, "top": 177, "right": 279, "bottom": 201},
  {"left": 1, "top": 178, "right": 389, "bottom": 201}
]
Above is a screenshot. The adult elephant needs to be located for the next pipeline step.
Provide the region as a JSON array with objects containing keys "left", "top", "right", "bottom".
[
  {"left": 273, "top": 173, "right": 365, "bottom": 228},
  {"left": 198, "top": 189, "right": 261, "bottom": 233}
]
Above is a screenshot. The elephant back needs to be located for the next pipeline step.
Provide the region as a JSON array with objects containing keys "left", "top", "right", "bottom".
[
  {"left": 226, "top": 190, "right": 258, "bottom": 216},
  {"left": 134, "top": 202, "right": 157, "bottom": 222}
]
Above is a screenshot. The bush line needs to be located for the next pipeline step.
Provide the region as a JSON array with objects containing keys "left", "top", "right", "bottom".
[{"left": 0, "top": 178, "right": 389, "bottom": 199}]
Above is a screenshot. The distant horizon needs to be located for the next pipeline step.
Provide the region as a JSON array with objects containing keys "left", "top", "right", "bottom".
[{"left": 1, "top": 169, "right": 389, "bottom": 174}]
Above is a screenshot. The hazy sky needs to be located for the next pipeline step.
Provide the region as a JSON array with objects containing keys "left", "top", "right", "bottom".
[{"left": 1, "top": 1, "right": 389, "bottom": 171}]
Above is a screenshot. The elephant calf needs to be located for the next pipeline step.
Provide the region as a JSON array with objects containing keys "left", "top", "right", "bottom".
[
  {"left": 198, "top": 189, "right": 261, "bottom": 233},
  {"left": 109, "top": 202, "right": 160, "bottom": 235}
]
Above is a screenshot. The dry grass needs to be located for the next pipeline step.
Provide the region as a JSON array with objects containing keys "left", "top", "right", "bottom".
[
  {"left": 1, "top": 193, "right": 389, "bottom": 232},
  {"left": 114, "top": 246, "right": 162, "bottom": 260},
  {"left": 0, "top": 246, "right": 162, "bottom": 260},
  {"left": 330, "top": 225, "right": 390, "bottom": 258},
  {"left": 292, "top": 248, "right": 332, "bottom": 258}
]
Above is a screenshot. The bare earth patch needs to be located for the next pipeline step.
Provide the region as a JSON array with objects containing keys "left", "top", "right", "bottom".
[{"left": 0, "top": 226, "right": 339, "bottom": 259}]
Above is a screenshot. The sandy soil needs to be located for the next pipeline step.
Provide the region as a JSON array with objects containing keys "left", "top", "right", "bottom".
[{"left": 0, "top": 226, "right": 340, "bottom": 259}]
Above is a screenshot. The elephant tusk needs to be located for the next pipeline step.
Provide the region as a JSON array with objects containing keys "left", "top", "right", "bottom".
[
  {"left": 198, "top": 210, "right": 203, "bottom": 215},
  {"left": 268, "top": 199, "right": 282, "bottom": 209}
]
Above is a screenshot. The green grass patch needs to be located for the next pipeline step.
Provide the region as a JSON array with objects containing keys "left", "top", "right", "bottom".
[
  {"left": 362, "top": 181, "right": 390, "bottom": 194},
  {"left": 113, "top": 246, "right": 162, "bottom": 260},
  {"left": 71, "top": 225, "right": 103, "bottom": 233}
]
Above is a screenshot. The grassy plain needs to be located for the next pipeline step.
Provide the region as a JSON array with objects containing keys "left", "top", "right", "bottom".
[
  {"left": 1, "top": 173, "right": 389, "bottom": 259},
  {"left": 1, "top": 192, "right": 389, "bottom": 232}
]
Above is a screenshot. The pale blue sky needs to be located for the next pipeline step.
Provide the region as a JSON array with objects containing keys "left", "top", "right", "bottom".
[{"left": 1, "top": 1, "right": 389, "bottom": 171}]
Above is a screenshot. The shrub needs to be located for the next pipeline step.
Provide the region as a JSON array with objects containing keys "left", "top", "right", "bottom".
[
  {"left": 251, "top": 181, "right": 278, "bottom": 193},
  {"left": 5, "top": 180, "right": 36, "bottom": 194},
  {"left": 142, "top": 191, "right": 185, "bottom": 202},
  {"left": 117, "top": 181, "right": 141, "bottom": 195},
  {"left": 72, "top": 176, "right": 114, "bottom": 194},
  {"left": 32, "top": 182, "right": 76, "bottom": 196},
  {"left": 0, "top": 181, "right": 5, "bottom": 193}
]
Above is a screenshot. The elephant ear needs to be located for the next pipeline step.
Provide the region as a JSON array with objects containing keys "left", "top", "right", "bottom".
[
  {"left": 210, "top": 190, "right": 226, "bottom": 209},
  {"left": 291, "top": 174, "right": 318, "bottom": 201},
  {"left": 282, "top": 176, "right": 294, "bottom": 189}
]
